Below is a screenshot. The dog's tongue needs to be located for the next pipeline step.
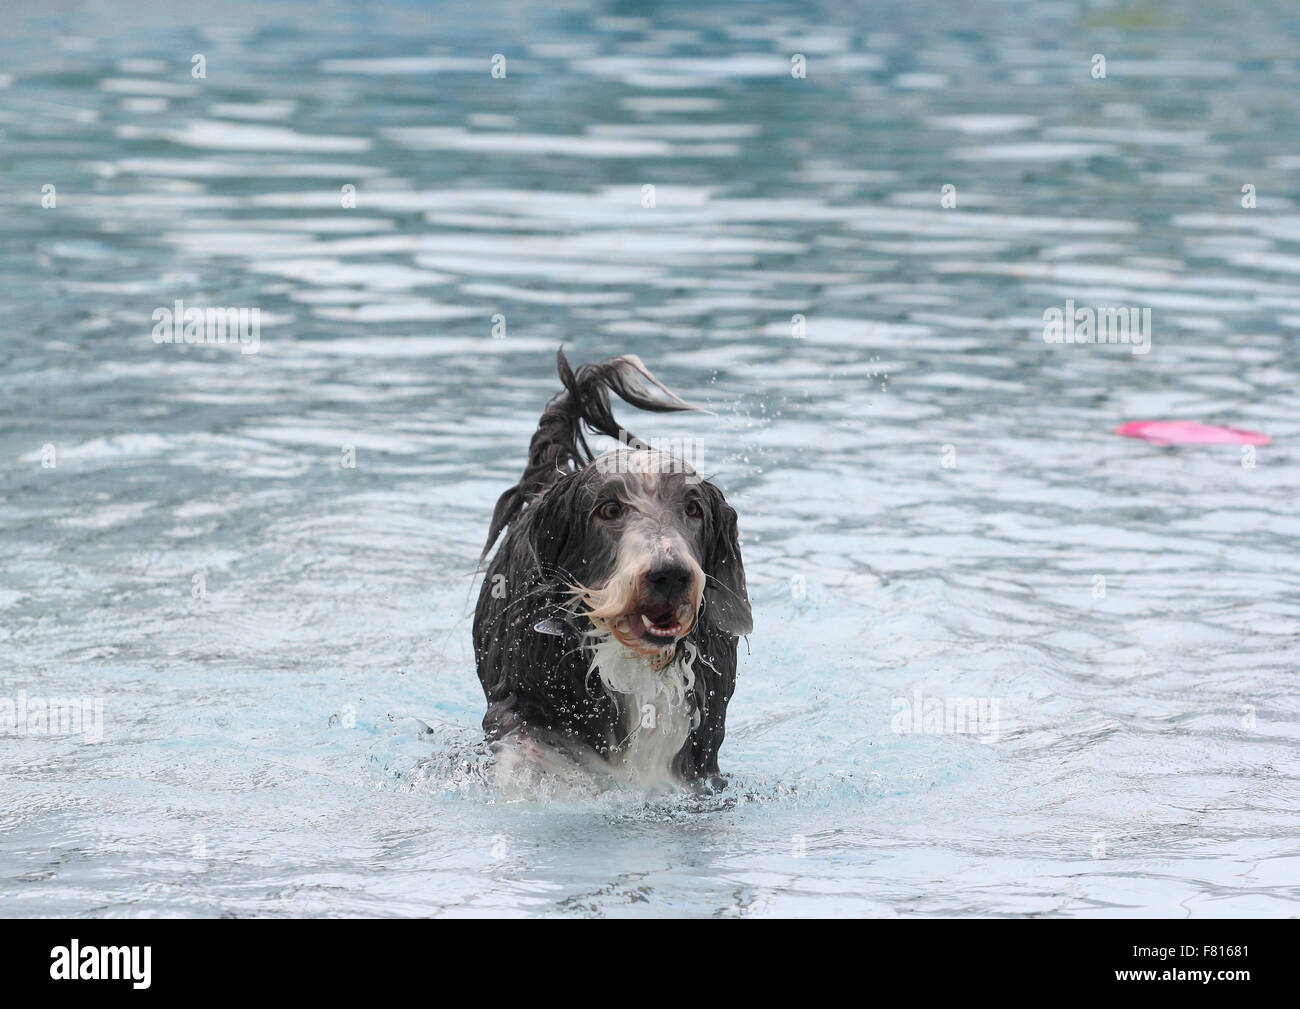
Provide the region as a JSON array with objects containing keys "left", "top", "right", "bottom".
[{"left": 626, "top": 612, "right": 648, "bottom": 638}]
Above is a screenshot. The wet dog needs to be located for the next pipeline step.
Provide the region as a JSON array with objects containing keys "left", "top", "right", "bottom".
[{"left": 473, "top": 351, "right": 751, "bottom": 790}]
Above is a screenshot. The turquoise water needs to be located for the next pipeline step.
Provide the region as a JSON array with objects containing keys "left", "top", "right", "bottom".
[{"left": 2, "top": 0, "right": 1298, "bottom": 916}]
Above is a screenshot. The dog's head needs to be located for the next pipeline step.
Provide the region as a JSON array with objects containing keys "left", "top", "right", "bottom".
[{"left": 530, "top": 448, "right": 751, "bottom": 663}]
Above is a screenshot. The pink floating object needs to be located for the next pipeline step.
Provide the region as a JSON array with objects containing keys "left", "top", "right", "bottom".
[{"left": 1116, "top": 420, "right": 1270, "bottom": 446}]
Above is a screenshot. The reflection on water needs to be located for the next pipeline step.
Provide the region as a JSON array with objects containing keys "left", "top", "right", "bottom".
[{"left": 1, "top": 0, "right": 1298, "bottom": 916}]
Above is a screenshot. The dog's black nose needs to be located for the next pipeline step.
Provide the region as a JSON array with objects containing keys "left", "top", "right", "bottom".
[{"left": 646, "top": 564, "right": 692, "bottom": 598}]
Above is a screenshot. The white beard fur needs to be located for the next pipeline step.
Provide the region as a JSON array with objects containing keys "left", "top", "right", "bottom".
[
  {"left": 485, "top": 634, "right": 701, "bottom": 797},
  {"left": 587, "top": 633, "right": 700, "bottom": 790}
]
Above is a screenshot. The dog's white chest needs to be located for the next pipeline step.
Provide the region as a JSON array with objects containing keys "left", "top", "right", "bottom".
[{"left": 589, "top": 638, "right": 697, "bottom": 788}]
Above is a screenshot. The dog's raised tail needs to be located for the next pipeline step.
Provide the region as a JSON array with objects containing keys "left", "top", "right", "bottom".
[{"left": 479, "top": 348, "right": 700, "bottom": 562}]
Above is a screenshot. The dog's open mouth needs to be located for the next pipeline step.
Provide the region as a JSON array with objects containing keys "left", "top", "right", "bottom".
[
  {"left": 626, "top": 603, "right": 688, "bottom": 644},
  {"left": 572, "top": 575, "right": 700, "bottom": 663}
]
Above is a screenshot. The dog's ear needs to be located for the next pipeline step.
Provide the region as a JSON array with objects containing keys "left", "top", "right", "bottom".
[
  {"left": 523, "top": 473, "right": 586, "bottom": 575},
  {"left": 702, "top": 484, "right": 752, "bottom": 636}
]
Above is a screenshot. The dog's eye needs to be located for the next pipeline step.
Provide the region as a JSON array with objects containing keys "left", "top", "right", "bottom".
[
  {"left": 596, "top": 500, "right": 624, "bottom": 521},
  {"left": 685, "top": 499, "right": 703, "bottom": 519}
]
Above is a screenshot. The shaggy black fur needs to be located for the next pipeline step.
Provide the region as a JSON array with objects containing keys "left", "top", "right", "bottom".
[{"left": 472, "top": 350, "right": 750, "bottom": 784}]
